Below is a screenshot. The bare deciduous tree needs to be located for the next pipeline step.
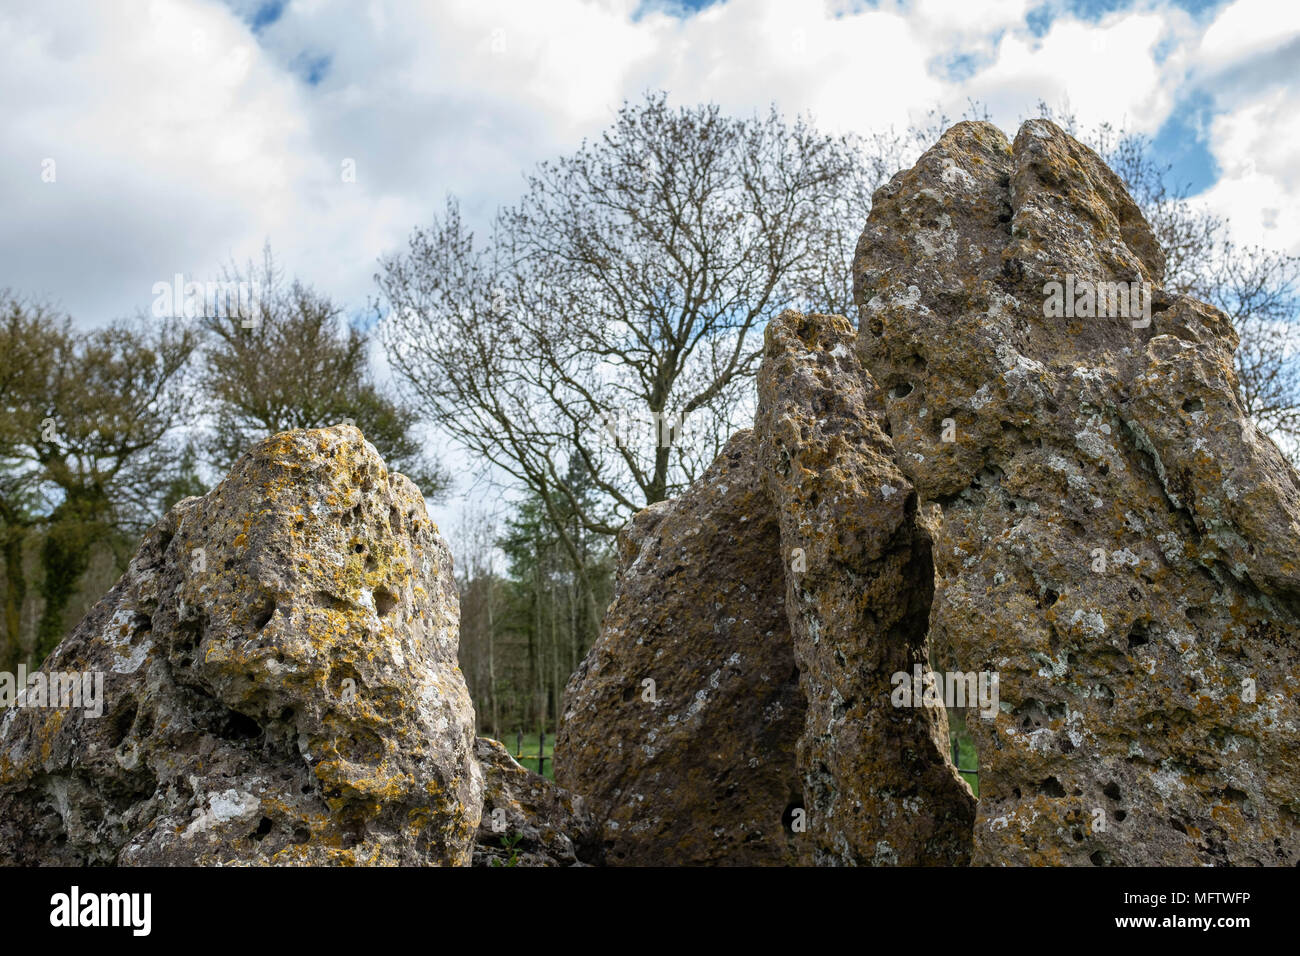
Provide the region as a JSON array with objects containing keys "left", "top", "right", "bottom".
[
  {"left": 377, "top": 92, "right": 892, "bottom": 565},
  {"left": 203, "top": 247, "right": 449, "bottom": 498}
]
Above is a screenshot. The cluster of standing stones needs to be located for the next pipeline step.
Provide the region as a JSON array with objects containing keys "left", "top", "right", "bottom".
[{"left": 2, "top": 120, "right": 1296, "bottom": 866}]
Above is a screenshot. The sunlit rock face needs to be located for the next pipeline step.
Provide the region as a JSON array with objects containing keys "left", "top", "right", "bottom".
[
  {"left": 854, "top": 119, "right": 1300, "bottom": 865},
  {"left": 0, "top": 425, "right": 483, "bottom": 866},
  {"left": 758, "top": 309, "right": 975, "bottom": 866},
  {"left": 560, "top": 118, "right": 1300, "bottom": 868}
]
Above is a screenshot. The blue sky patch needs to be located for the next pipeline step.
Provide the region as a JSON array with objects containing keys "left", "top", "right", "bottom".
[
  {"left": 293, "top": 51, "right": 332, "bottom": 87},
  {"left": 250, "top": 0, "right": 287, "bottom": 33},
  {"left": 1151, "top": 90, "right": 1219, "bottom": 196}
]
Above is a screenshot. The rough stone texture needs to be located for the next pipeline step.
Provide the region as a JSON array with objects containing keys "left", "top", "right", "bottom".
[
  {"left": 757, "top": 309, "right": 975, "bottom": 865},
  {"left": 472, "top": 737, "right": 598, "bottom": 867},
  {"left": 0, "top": 425, "right": 483, "bottom": 865},
  {"left": 555, "top": 431, "right": 807, "bottom": 865},
  {"left": 854, "top": 119, "right": 1300, "bottom": 865}
]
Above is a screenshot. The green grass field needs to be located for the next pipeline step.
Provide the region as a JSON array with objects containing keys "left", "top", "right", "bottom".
[
  {"left": 951, "top": 721, "right": 980, "bottom": 797},
  {"left": 496, "top": 732, "right": 556, "bottom": 780}
]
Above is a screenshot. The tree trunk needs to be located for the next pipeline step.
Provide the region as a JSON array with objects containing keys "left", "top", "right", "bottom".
[{"left": 1, "top": 524, "right": 26, "bottom": 673}]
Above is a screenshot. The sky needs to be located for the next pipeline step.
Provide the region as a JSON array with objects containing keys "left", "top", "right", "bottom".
[{"left": 2, "top": 0, "right": 1298, "bottom": 534}]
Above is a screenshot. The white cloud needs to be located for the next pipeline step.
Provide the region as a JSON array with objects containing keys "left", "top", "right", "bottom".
[
  {"left": 965, "top": 8, "right": 1189, "bottom": 135},
  {"left": 6, "top": 0, "right": 1290, "bottom": 327},
  {"left": 1190, "top": 0, "right": 1300, "bottom": 253},
  {"left": 3, "top": 0, "right": 1299, "bottom": 530},
  {"left": 1197, "top": 0, "right": 1300, "bottom": 67}
]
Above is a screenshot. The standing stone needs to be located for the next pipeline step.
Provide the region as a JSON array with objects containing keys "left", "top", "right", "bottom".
[
  {"left": 854, "top": 119, "right": 1300, "bottom": 865},
  {"left": 757, "top": 308, "right": 975, "bottom": 865},
  {"left": 555, "top": 432, "right": 806, "bottom": 865},
  {"left": 0, "top": 425, "right": 483, "bottom": 865}
]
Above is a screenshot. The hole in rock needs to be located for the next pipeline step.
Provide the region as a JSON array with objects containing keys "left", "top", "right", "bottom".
[
  {"left": 216, "top": 707, "right": 262, "bottom": 742},
  {"left": 374, "top": 586, "right": 399, "bottom": 618},
  {"left": 314, "top": 591, "right": 350, "bottom": 612},
  {"left": 251, "top": 598, "right": 276, "bottom": 631},
  {"left": 890, "top": 382, "right": 914, "bottom": 399},
  {"left": 174, "top": 615, "right": 206, "bottom": 661},
  {"left": 253, "top": 817, "right": 274, "bottom": 841},
  {"left": 109, "top": 701, "right": 138, "bottom": 748},
  {"left": 1182, "top": 397, "right": 1204, "bottom": 413},
  {"left": 1039, "top": 776, "right": 1067, "bottom": 798}
]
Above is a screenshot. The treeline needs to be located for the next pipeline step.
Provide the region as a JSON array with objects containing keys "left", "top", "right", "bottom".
[
  {"left": 0, "top": 250, "right": 442, "bottom": 672},
  {"left": 456, "top": 479, "right": 614, "bottom": 739},
  {"left": 2, "top": 94, "right": 1297, "bottom": 725}
]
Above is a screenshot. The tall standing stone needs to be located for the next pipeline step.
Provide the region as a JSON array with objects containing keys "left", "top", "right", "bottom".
[
  {"left": 555, "top": 432, "right": 806, "bottom": 865},
  {"left": 854, "top": 119, "right": 1300, "bottom": 865},
  {"left": 758, "top": 308, "right": 975, "bottom": 865}
]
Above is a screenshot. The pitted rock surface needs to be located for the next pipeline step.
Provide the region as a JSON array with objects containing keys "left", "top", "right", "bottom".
[
  {"left": 555, "top": 431, "right": 806, "bottom": 865},
  {"left": 0, "top": 425, "right": 483, "bottom": 865},
  {"left": 854, "top": 119, "right": 1300, "bottom": 865},
  {"left": 758, "top": 309, "right": 975, "bottom": 865}
]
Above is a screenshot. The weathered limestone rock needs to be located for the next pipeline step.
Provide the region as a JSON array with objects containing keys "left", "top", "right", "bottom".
[
  {"left": 0, "top": 425, "right": 483, "bottom": 865},
  {"left": 555, "top": 431, "right": 806, "bottom": 865},
  {"left": 757, "top": 309, "right": 975, "bottom": 865},
  {"left": 472, "top": 737, "right": 598, "bottom": 866},
  {"left": 854, "top": 119, "right": 1300, "bottom": 865}
]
